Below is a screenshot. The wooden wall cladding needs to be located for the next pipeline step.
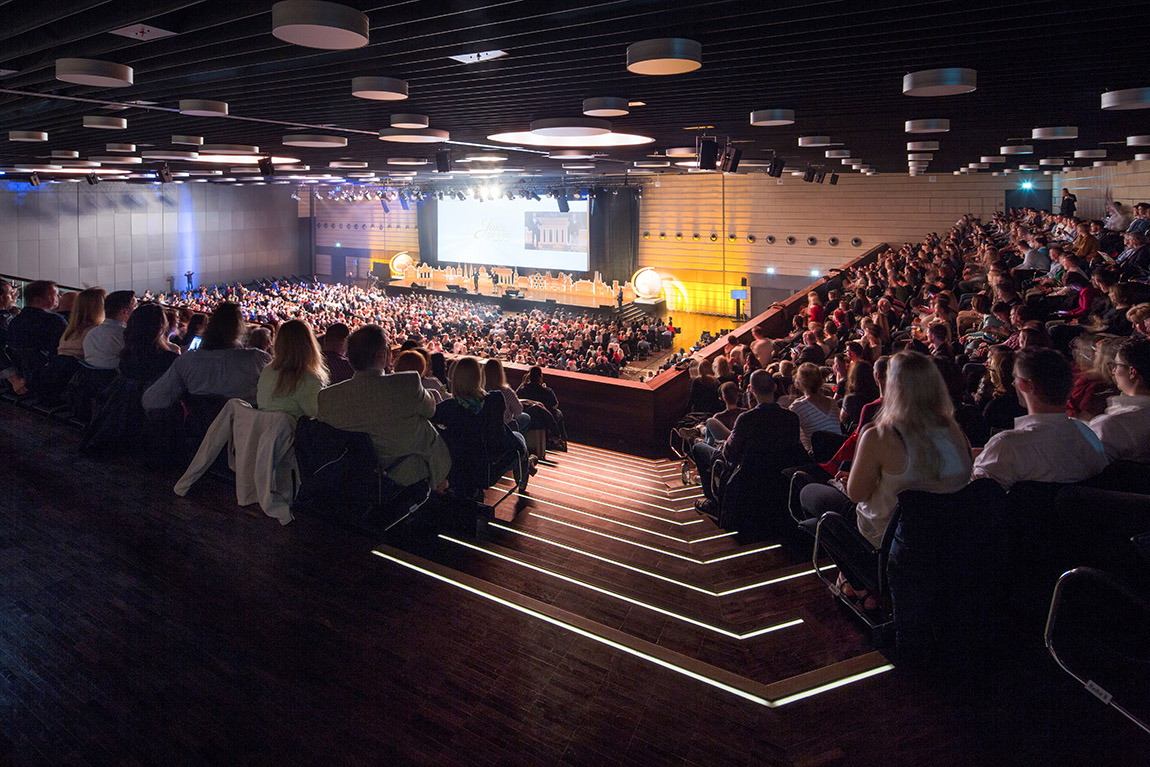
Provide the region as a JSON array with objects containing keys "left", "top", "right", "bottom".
[
  {"left": 1054, "top": 160, "right": 1150, "bottom": 220},
  {"left": 311, "top": 197, "right": 420, "bottom": 261},
  {"left": 636, "top": 172, "right": 1041, "bottom": 315}
]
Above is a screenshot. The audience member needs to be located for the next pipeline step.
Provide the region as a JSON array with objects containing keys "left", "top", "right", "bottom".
[
  {"left": 317, "top": 324, "right": 450, "bottom": 488},
  {"left": 1088, "top": 337, "right": 1150, "bottom": 463},
  {"left": 320, "top": 322, "right": 355, "bottom": 384},
  {"left": 83, "top": 290, "right": 137, "bottom": 369},
  {"left": 257, "top": 319, "right": 328, "bottom": 419},
  {"left": 57, "top": 287, "right": 106, "bottom": 360}
]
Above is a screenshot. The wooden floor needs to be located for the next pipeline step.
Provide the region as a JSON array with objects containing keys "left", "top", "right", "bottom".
[{"left": 0, "top": 402, "right": 1144, "bottom": 766}]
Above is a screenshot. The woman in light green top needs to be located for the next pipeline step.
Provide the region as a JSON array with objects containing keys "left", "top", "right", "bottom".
[{"left": 257, "top": 319, "right": 329, "bottom": 418}]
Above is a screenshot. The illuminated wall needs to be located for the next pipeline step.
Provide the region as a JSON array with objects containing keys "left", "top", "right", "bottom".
[
  {"left": 636, "top": 172, "right": 1045, "bottom": 315},
  {"left": 1052, "top": 159, "right": 1150, "bottom": 219},
  {"left": 0, "top": 181, "right": 300, "bottom": 291},
  {"left": 308, "top": 196, "right": 420, "bottom": 280}
]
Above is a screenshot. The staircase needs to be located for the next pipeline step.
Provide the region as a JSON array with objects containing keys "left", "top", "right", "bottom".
[
  {"left": 373, "top": 442, "right": 893, "bottom": 709},
  {"left": 618, "top": 301, "right": 650, "bottom": 322}
]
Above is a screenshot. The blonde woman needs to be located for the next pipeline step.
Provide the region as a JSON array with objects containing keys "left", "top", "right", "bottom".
[
  {"left": 483, "top": 357, "right": 530, "bottom": 432},
  {"left": 788, "top": 362, "right": 841, "bottom": 453},
  {"left": 798, "top": 351, "right": 972, "bottom": 610},
  {"left": 57, "top": 287, "right": 106, "bottom": 359},
  {"left": 257, "top": 318, "right": 328, "bottom": 419}
]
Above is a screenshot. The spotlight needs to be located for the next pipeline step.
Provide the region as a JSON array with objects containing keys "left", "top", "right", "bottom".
[
  {"left": 159, "top": 163, "right": 173, "bottom": 183},
  {"left": 257, "top": 156, "right": 274, "bottom": 176},
  {"left": 29, "top": 172, "right": 41, "bottom": 187},
  {"left": 720, "top": 146, "right": 742, "bottom": 173},
  {"left": 290, "top": 190, "right": 300, "bottom": 201},
  {"left": 697, "top": 138, "right": 718, "bottom": 170},
  {"left": 1020, "top": 180, "right": 1034, "bottom": 190},
  {"left": 435, "top": 150, "right": 452, "bottom": 173},
  {"left": 399, "top": 194, "right": 410, "bottom": 210},
  {"left": 85, "top": 172, "right": 100, "bottom": 186}
]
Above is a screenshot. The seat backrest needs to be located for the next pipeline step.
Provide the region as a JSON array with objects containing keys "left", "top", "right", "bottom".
[
  {"left": 1082, "top": 461, "right": 1150, "bottom": 496},
  {"left": 293, "top": 417, "right": 386, "bottom": 517},
  {"left": 888, "top": 478, "right": 1010, "bottom": 665}
]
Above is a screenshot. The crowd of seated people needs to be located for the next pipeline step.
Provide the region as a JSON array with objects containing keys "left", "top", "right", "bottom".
[
  {"left": 675, "top": 206, "right": 1150, "bottom": 611},
  {"left": 1, "top": 278, "right": 572, "bottom": 509},
  {"left": 142, "top": 279, "right": 677, "bottom": 379}
]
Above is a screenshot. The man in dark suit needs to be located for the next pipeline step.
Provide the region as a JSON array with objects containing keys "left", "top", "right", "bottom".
[{"left": 691, "top": 369, "right": 808, "bottom": 515}]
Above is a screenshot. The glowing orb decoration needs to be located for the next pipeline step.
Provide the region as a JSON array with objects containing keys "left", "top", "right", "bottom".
[
  {"left": 389, "top": 251, "right": 415, "bottom": 276},
  {"left": 631, "top": 267, "right": 664, "bottom": 300}
]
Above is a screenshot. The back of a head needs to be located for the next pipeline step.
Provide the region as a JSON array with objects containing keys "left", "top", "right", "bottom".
[
  {"left": 719, "top": 381, "right": 739, "bottom": 405},
  {"left": 200, "top": 302, "right": 244, "bottom": 351},
  {"left": 392, "top": 349, "right": 427, "bottom": 376},
  {"left": 346, "top": 324, "right": 387, "bottom": 372},
  {"left": 877, "top": 351, "right": 953, "bottom": 432},
  {"left": 795, "top": 362, "right": 824, "bottom": 396},
  {"left": 23, "top": 280, "right": 57, "bottom": 307},
  {"left": 63, "top": 287, "right": 106, "bottom": 340},
  {"left": 483, "top": 357, "right": 506, "bottom": 388},
  {"left": 123, "top": 304, "right": 166, "bottom": 356},
  {"left": 1015, "top": 347, "right": 1073, "bottom": 406},
  {"left": 323, "top": 322, "right": 350, "bottom": 350},
  {"left": 527, "top": 365, "right": 543, "bottom": 384},
  {"left": 104, "top": 290, "right": 136, "bottom": 319},
  {"left": 450, "top": 356, "right": 485, "bottom": 399},
  {"left": 748, "top": 369, "right": 774, "bottom": 403}
]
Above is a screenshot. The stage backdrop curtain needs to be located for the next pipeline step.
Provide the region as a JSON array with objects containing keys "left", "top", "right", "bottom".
[
  {"left": 416, "top": 196, "right": 438, "bottom": 267},
  {"left": 589, "top": 188, "right": 639, "bottom": 285}
]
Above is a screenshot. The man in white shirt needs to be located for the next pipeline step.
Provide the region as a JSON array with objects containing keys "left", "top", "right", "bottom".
[
  {"left": 1090, "top": 338, "right": 1150, "bottom": 463},
  {"left": 972, "top": 347, "right": 1107, "bottom": 489},
  {"left": 82, "top": 290, "right": 137, "bottom": 369}
]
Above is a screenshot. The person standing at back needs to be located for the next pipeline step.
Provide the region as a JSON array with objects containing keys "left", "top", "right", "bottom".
[{"left": 1059, "top": 188, "right": 1077, "bottom": 218}]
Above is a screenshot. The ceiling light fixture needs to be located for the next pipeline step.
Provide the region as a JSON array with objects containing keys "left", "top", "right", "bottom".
[
  {"left": 378, "top": 127, "right": 449, "bottom": 143},
  {"left": 488, "top": 130, "right": 652, "bottom": 148},
  {"left": 172, "top": 135, "right": 203, "bottom": 146},
  {"left": 9, "top": 130, "right": 48, "bottom": 142},
  {"left": 1073, "top": 149, "right": 1106, "bottom": 159},
  {"left": 142, "top": 151, "right": 199, "bottom": 160},
  {"left": 465, "top": 153, "right": 507, "bottom": 162},
  {"left": 750, "top": 109, "right": 795, "bottom": 126},
  {"left": 1001, "top": 145, "right": 1033, "bottom": 155},
  {"left": 55, "top": 58, "right": 133, "bottom": 88},
  {"left": 447, "top": 50, "right": 507, "bottom": 64},
  {"left": 271, "top": 0, "right": 369, "bottom": 49},
  {"left": 89, "top": 155, "right": 142, "bottom": 164},
  {"left": 908, "top": 141, "right": 940, "bottom": 151},
  {"left": 200, "top": 143, "right": 259, "bottom": 155},
  {"left": 283, "top": 134, "right": 347, "bottom": 147},
  {"left": 390, "top": 114, "right": 429, "bottom": 129},
  {"left": 1032, "top": 126, "right": 1077, "bottom": 140},
  {"left": 902, "top": 67, "right": 977, "bottom": 96},
  {"left": 351, "top": 76, "right": 408, "bottom": 101},
  {"left": 83, "top": 116, "right": 127, "bottom": 129},
  {"left": 387, "top": 157, "right": 428, "bottom": 166},
  {"left": 329, "top": 161, "right": 367, "bottom": 168},
  {"left": 583, "top": 97, "right": 629, "bottom": 117},
  {"left": 905, "top": 119, "right": 950, "bottom": 133},
  {"left": 179, "top": 99, "right": 228, "bottom": 117},
  {"left": 798, "top": 136, "right": 831, "bottom": 147},
  {"left": 1127, "top": 135, "right": 1150, "bottom": 146},
  {"left": 530, "top": 118, "right": 611, "bottom": 137},
  {"left": 106, "top": 143, "right": 136, "bottom": 152},
  {"left": 626, "top": 38, "right": 701, "bottom": 76},
  {"left": 1101, "top": 88, "right": 1150, "bottom": 110},
  {"left": 51, "top": 150, "right": 79, "bottom": 159},
  {"left": 981, "top": 155, "right": 1006, "bottom": 163}
]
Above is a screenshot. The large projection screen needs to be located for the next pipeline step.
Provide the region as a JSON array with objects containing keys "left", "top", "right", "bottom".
[{"left": 436, "top": 197, "right": 590, "bottom": 272}]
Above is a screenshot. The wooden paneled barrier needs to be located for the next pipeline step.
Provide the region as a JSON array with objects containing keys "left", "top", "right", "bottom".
[{"left": 489, "top": 244, "right": 886, "bottom": 457}]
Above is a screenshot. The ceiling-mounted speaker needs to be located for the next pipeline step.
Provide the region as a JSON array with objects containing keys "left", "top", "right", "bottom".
[
  {"left": 697, "top": 139, "right": 718, "bottom": 170},
  {"left": 159, "top": 164, "right": 173, "bottom": 183},
  {"left": 435, "top": 150, "right": 451, "bottom": 173},
  {"left": 829, "top": 173, "right": 839, "bottom": 185},
  {"left": 557, "top": 194, "right": 570, "bottom": 213},
  {"left": 720, "top": 146, "right": 742, "bottom": 173},
  {"left": 768, "top": 157, "right": 784, "bottom": 178},
  {"left": 815, "top": 169, "right": 827, "bottom": 183},
  {"left": 257, "top": 157, "right": 275, "bottom": 175},
  {"left": 29, "top": 173, "right": 41, "bottom": 187},
  {"left": 803, "top": 165, "right": 816, "bottom": 183},
  {"left": 85, "top": 172, "right": 100, "bottom": 186}
]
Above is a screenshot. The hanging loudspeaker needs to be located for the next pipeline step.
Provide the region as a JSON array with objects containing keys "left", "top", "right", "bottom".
[{"left": 697, "top": 139, "right": 718, "bottom": 170}]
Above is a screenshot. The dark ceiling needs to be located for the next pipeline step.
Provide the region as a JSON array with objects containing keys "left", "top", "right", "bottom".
[{"left": 0, "top": 0, "right": 1148, "bottom": 185}]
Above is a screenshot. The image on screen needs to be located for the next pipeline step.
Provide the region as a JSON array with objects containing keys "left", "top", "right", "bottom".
[{"left": 437, "top": 197, "right": 590, "bottom": 272}]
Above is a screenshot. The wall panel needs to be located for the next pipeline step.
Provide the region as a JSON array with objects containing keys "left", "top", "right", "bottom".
[
  {"left": 636, "top": 172, "right": 1043, "bottom": 315},
  {"left": 0, "top": 181, "right": 301, "bottom": 292},
  {"left": 1053, "top": 160, "right": 1150, "bottom": 220}
]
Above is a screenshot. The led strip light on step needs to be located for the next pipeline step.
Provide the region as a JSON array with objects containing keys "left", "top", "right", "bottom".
[
  {"left": 525, "top": 512, "right": 778, "bottom": 564},
  {"left": 441, "top": 535, "right": 803, "bottom": 640},
  {"left": 489, "top": 522, "right": 836, "bottom": 596},
  {"left": 527, "top": 466, "right": 702, "bottom": 509},
  {"left": 500, "top": 491, "right": 735, "bottom": 544},
  {"left": 500, "top": 474, "right": 702, "bottom": 520},
  {"left": 370, "top": 547, "right": 895, "bottom": 708}
]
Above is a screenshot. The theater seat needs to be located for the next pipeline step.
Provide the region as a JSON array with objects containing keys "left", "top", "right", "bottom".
[
  {"left": 1045, "top": 567, "right": 1150, "bottom": 735},
  {"left": 887, "top": 478, "right": 1010, "bottom": 665}
]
